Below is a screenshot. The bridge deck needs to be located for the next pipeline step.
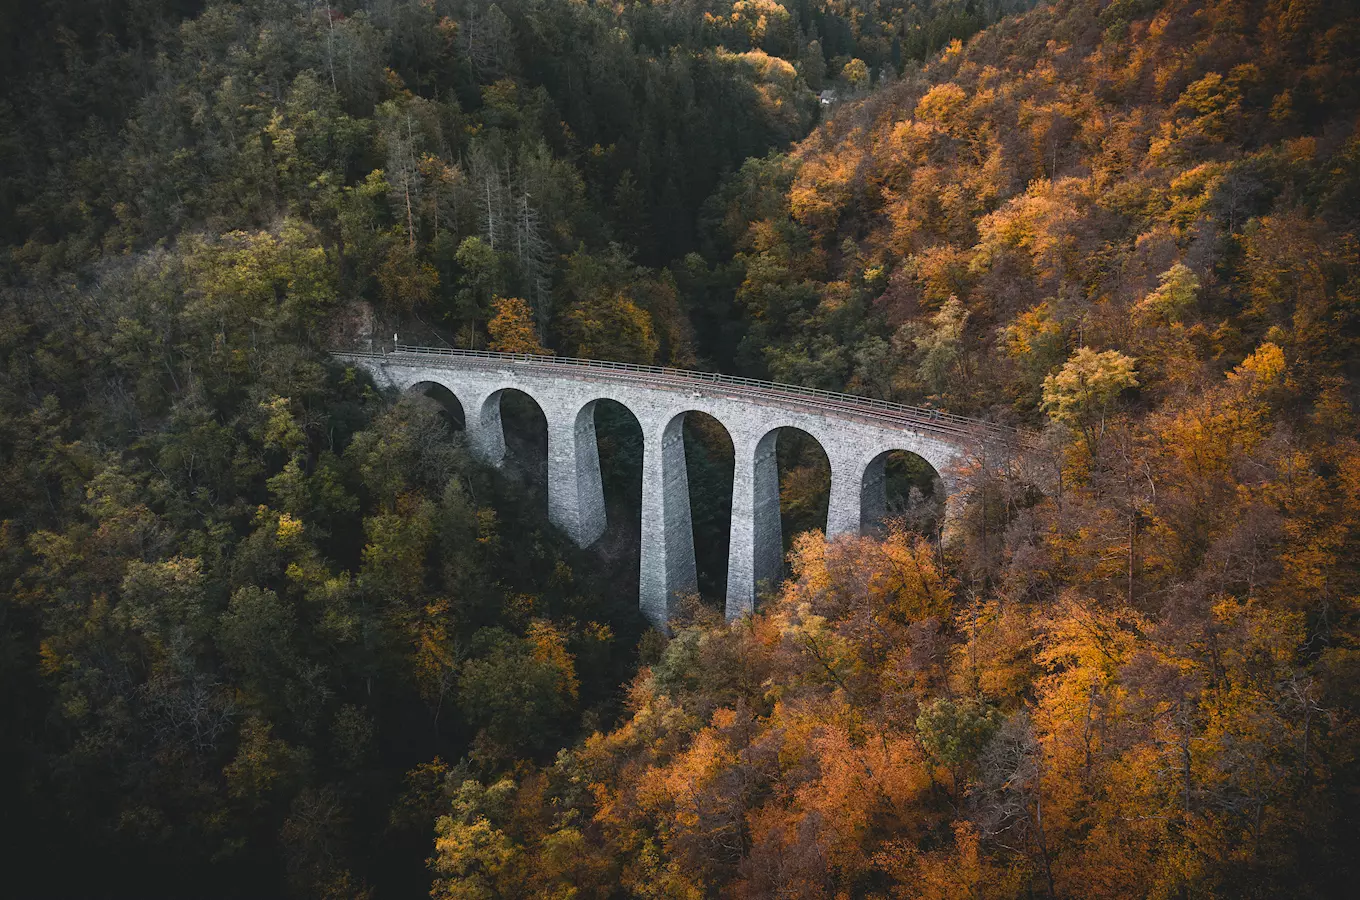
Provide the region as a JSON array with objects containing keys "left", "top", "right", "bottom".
[{"left": 336, "top": 345, "right": 1028, "bottom": 448}]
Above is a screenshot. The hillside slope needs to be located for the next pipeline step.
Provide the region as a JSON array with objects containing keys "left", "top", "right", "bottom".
[
  {"left": 419, "top": 3, "right": 1360, "bottom": 898},
  {"left": 711, "top": 0, "right": 1358, "bottom": 419}
]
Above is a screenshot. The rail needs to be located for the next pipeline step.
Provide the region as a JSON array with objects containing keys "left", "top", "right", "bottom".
[{"left": 333, "top": 344, "right": 1032, "bottom": 449}]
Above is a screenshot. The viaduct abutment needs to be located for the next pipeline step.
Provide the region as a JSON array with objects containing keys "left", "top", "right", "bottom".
[{"left": 334, "top": 348, "right": 1015, "bottom": 627}]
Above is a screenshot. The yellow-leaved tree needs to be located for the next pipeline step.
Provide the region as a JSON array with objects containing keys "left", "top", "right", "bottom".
[
  {"left": 1041, "top": 347, "right": 1139, "bottom": 460},
  {"left": 487, "top": 296, "right": 549, "bottom": 354}
]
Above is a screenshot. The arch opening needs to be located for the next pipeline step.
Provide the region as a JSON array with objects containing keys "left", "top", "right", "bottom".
[
  {"left": 775, "top": 427, "right": 831, "bottom": 559},
  {"left": 681, "top": 410, "right": 734, "bottom": 607},
  {"left": 862, "top": 449, "right": 944, "bottom": 538},
  {"left": 409, "top": 381, "right": 466, "bottom": 430},
  {"left": 485, "top": 388, "right": 549, "bottom": 507},
  {"left": 591, "top": 398, "right": 644, "bottom": 573}
]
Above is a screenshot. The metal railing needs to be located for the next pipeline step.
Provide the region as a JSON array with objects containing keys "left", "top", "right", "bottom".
[{"left": 333, "top": 344, "right": 1031, "bottom": 448}]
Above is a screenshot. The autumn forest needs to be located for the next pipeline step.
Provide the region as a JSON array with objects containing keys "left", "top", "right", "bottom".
[{"left": 2, "top": 0, "right": 1359, "bottom": 897}]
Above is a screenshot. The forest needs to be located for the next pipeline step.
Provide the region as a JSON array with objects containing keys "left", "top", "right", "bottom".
[{"left": 1, "top": 0, "right": 1358, "bottom": 897}]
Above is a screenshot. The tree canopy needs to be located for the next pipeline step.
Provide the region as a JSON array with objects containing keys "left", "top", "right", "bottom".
[{"left": 3, "top": 0, "right": 1360, "bottom": 898}]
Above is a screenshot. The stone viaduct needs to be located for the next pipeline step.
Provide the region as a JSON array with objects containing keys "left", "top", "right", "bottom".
[{"left": 333, "top": 346, "right": 1024, "bottom": 627}]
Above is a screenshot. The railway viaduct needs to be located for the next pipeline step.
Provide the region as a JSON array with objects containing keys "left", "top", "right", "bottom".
[{"left": 333, "top": 346, "right": 1025, "bottom": 627}]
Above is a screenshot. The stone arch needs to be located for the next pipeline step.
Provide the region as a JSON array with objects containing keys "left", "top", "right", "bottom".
[
  {"left": 476, "top": 387, "right": 550, "bottom": 501},
  {"left": 639, "top": 408, "right": 737, "bottom": 626},
  {"left": 543, "top": 395, "right": 645, "bottom": 551},
  {"left": 860, "top": 447, "right": 945, "bottom": 537},
  {"left": 724, "top": 425, "right": 781, "bottom": 620},
  {"left": 587, "top": 397, "right": 645, "bottom": 526},
  {"left": 395, "top": 372, "right": 489, "bottom": 462},
  {"left": 681, "top": 410, "right": 736, "bottom": 604},
  {"left": 724, "top": 423, "right": 830, "bottom": 619},
  {"left": 770, "top": 425, "right": 832, "bottom": 550},
  {"left": 407, "top": 380, "right": 466, "bottom": 430}
]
